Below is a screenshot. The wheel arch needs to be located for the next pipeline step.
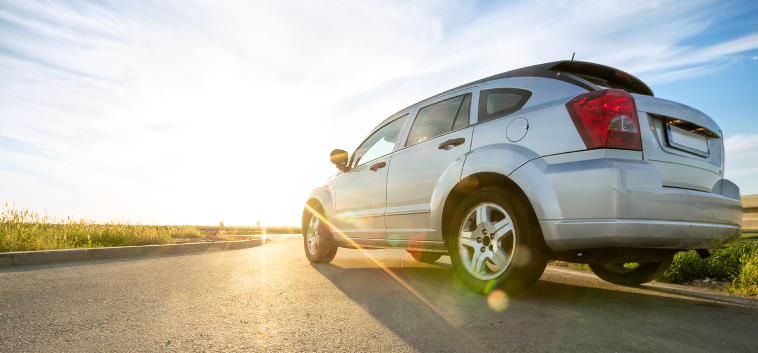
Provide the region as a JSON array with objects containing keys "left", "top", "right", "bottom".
[
  {"left": 432, "top": 142, "right": 547, "bottom": 247},
  {"left": 439, "top": 172, "right": 544, "bottom": 249},
  {"left": 302, "top": 199, "right": 324, "bottom": 235},
  {"left": 302, "top": 185, "right": 333, "bottom": 236}
]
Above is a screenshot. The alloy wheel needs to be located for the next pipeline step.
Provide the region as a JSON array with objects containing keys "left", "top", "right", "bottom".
[
  {"left": 306, "top": 215, "right": 320, "bottom": 255},
  {"left": 458, "top": 202, "right": 516, "bottom": 280}
]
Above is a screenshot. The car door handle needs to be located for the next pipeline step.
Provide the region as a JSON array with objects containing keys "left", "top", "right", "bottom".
[
  {"left": 369, "top": 162, "right": 386, "bottom": 171},
  {"left": 438, "top": 137, "right": 465, "bottom": 150}
]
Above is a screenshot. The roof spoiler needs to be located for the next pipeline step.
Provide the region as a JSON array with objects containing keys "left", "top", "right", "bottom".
[{"left": 546, "top": 61, "right": 654, "bottom": 96}]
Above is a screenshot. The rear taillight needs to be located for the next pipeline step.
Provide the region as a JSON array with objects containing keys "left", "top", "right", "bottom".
[{"left": 565, "top": 89, "right": 641, "bottom": 151}]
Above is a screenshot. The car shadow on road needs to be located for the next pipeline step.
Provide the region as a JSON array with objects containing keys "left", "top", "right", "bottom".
[{"left": 310, "top": 257, "right": 758, "bottom": 353}]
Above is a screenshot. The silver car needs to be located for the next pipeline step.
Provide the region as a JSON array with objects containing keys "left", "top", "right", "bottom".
[{"left": 302, "top": 61, "right": 743, "bottom": 295}]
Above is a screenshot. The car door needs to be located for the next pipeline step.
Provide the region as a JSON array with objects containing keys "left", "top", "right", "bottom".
[
  {"left": 333, "top": 114, "right": 409, "bottom": 240},
  {"left": 385, "top": 88, "right": 479, "bottom": 244}
]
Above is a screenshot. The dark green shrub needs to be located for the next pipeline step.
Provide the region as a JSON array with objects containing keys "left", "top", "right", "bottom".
[{"left": 658, "top": 242, "right": 758, "bottom": 284}]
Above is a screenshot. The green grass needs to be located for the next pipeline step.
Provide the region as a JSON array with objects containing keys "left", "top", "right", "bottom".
[
  {"left": 550, "top": 241, "right": 758, "bottom": 297},
  {"left": 643, "top": 242, "right": 758, "bottom": 297},
  {"left": 657, "top": 242, "right": 757, "bottom": 284},
  {"left": 560, "top": 243, "right": 758, "bottom": 297},
  {"left": 728, "top": 246, "right": 758, "bottom": 296},
  {"left": 568, "top": 263, "right": 590, "bottom": 271},
  {"left": 1, "top": 205, "right": 207, "bottom": 252}
]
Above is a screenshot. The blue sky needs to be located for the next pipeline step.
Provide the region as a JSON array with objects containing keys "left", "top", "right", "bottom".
[{"left": 1, "top": 0, "right": 757, "bottom": 225}]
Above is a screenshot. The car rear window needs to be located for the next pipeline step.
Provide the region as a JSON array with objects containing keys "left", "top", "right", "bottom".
[{"left": 478, "top": 88, "right": 531, "bottom": 123}]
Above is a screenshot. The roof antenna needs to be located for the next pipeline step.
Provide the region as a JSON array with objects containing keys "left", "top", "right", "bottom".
[{"left": 571, "top": 52, "right": 575, "bottom": 61}]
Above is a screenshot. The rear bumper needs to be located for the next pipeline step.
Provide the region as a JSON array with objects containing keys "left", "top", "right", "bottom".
[
  {"left": 509, "top": 153, "right": 743, "bottom": 252},
  {"left": 541, "top": 219, "right": 741, "bottom": 252}
]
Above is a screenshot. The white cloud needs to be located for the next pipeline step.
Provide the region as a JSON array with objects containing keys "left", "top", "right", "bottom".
[
  {"left": 725, "top": 134, "right": 758, "bottom": 154},
  {"left": 1, "top": 0, "right": 757, "bottom": 224},
  {"left": 0, "top": 0, "right": 448, "bottom": 224},
  {"left": 725, "top": 134, "right": 758, "bottom": 195}
]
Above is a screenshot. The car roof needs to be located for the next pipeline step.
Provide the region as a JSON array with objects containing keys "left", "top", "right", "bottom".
[{"left": 378, "top": 61, "right": 652, "bottom": 127}]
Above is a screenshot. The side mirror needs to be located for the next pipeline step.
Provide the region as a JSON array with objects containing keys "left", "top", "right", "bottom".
[{"left": 330, "top": 149, "right": 350, "bottom": 172}]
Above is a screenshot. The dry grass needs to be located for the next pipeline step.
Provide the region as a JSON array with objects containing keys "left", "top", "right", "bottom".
[
  {"left": 729, "top": 248, "right": 758, "bottom": 296},
  {"left": 0, "top": 204, "right": 207, "bottom": 252},
  {"left": 168, "top": 225, "right": 205, "bottom": 239},
  {"left": 213, "top": 228, "right": 239, "bottom": 241}
]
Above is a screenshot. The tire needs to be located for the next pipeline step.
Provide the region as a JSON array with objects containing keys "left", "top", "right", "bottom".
[
  {"left": 589, "top": 257, "right": 673, "bottom": 286},
  {"left": 449, "top": 186, "right": 549, "bottom": 295},
  {"left": 407, "top": 250, "right": 443, "bottom": 263},
  {"left": 303, "top": 206, "right": 338, "bottom": 263}
]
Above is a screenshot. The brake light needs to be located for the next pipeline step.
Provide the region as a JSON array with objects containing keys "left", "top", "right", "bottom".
[{"left": 565, "top": 89, "right": 641, "bottom": 151}]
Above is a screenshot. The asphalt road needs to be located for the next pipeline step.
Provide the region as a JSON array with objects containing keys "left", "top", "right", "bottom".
[{"left": 1, "top": 236, "right": 757, "bottom": 353}]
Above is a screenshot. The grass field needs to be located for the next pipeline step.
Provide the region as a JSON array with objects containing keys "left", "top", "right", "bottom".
[{"left": 0, "top": 205, "right": 262, "bottom": 253}]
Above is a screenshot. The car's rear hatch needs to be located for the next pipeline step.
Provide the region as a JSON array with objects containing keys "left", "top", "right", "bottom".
[
  {"left": 633, "top": 95, "right": 723, "bottom": 192},
  {"left": 547, "top": 61, "right": 724, "bottom": 193}
]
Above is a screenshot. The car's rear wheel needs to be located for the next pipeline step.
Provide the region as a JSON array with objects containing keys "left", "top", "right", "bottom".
[
  {"left": 589, "top": 258, "right": 673, "bottom": 286},
  {"left": 304, "top": 207, "right": 338, "bottom": 263},
  {"left": 407, "top": 250, "right": 443, "bottom": 263},
  {"left": 449, "top": 186, "right": 548, "bottom": 295}
]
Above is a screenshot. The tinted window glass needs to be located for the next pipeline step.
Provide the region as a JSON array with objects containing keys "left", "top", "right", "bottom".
[
  {"left": 352, "top": 115, "right": 407, "bottom": 168},
  {"left": 406, "top": 95, "right": 464, "bottom": 146},
  {"left": 452, "top": 94, "right": 471, "bottom": 131},
  {"left": 478, "top": 88, "right": 532, "bottom": 123},
  {"left": 487, "top": 93, "right": 521, "bottom": 114}
]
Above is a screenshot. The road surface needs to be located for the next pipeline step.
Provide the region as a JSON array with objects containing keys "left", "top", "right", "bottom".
[{"left": 1, "top": 236, "right": 757, "bottom": 352}]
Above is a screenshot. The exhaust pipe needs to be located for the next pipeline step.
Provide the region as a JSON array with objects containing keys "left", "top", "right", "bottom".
[{"left": 695, "top": 249, "right": 711, "bottom": 259}]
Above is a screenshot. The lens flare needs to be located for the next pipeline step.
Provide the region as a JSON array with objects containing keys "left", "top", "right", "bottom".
[
  {"left": 487, "top": 289, "right": 509, "bottom": 311},
  {"left": 303, "top": 203, "right": 487, "bottom": 351},
  {"left": 387, "top": 234, "right": 401, "bottom": 247}
]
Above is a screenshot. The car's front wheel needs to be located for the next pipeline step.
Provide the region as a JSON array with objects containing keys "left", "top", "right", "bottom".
[
  {"left": 303, "top": 207, "right": 338, "bottom": 263},
  {"left": 589, "top": 258, "right": 673, "bottom": 286},
  {"left": 449, "top": 186, "right": 548, "bottom": 295}
]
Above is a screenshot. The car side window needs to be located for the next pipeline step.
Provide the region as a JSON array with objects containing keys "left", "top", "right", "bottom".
[
  {"left": 452, "top": 94, "right": 472, "bottom": 131},
  {"left": 406, "top": 94, "right": 471, "bottom": 147},
  {"left": 352, "top": 115, "right": 408, "bottom": 168},
  {"left": 477, "top": 88, "right": 532, "bottom": 123}
]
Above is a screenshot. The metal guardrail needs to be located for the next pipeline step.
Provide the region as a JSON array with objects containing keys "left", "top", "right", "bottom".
[{"left": 743, "top": 194, "right": 758, "bottom": 233}]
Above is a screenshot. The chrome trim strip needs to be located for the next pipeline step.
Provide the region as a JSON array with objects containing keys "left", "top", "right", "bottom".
[{"left": 384, "top": 205, "right": 431, "bottom": 216}]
